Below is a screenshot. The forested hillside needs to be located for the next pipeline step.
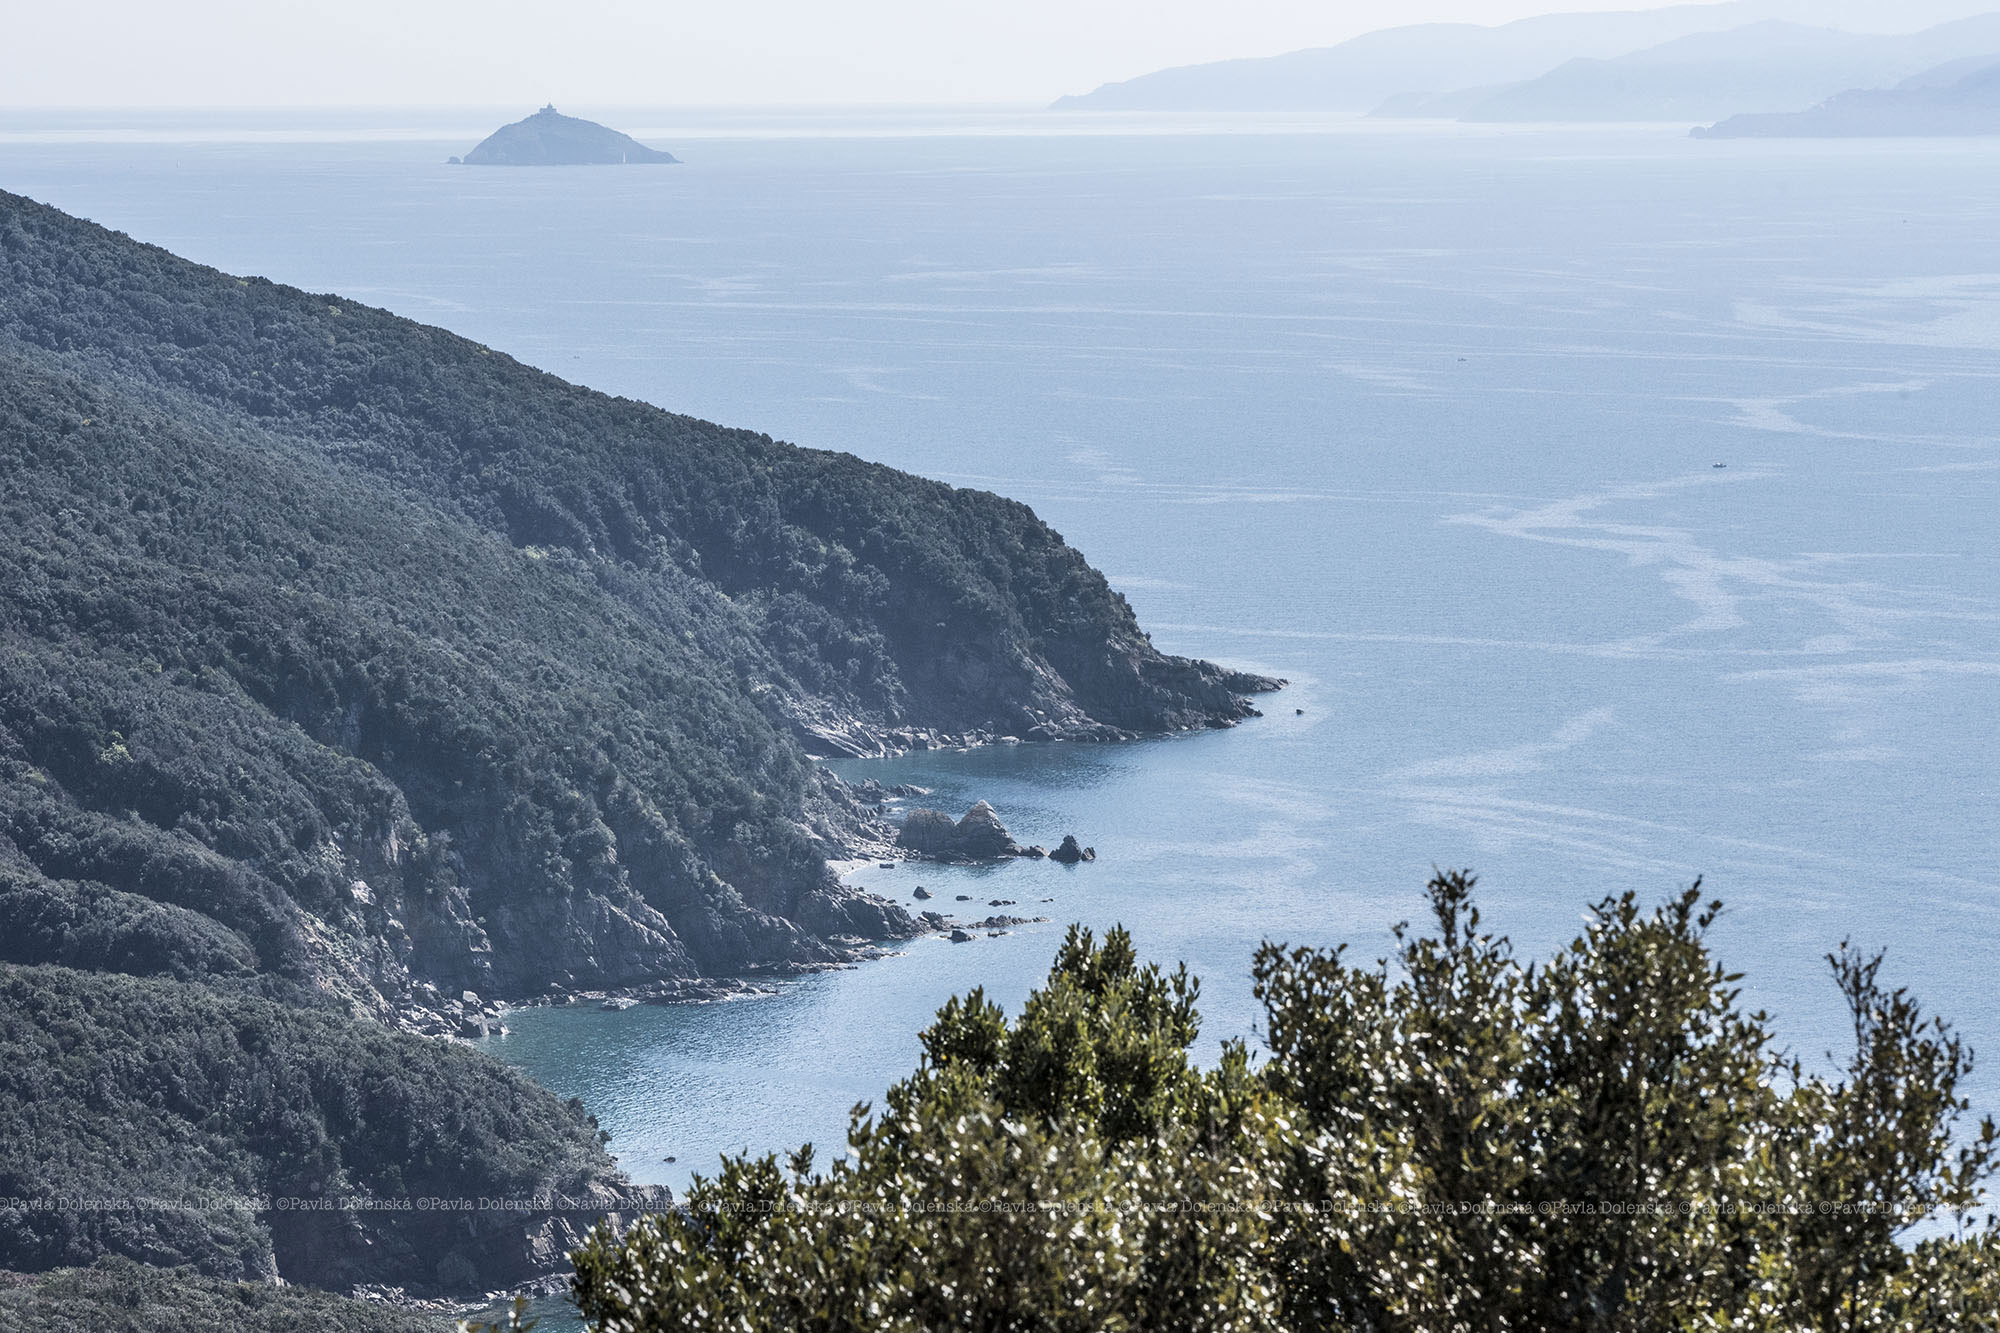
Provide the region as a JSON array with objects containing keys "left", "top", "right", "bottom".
[
  {"left": 0, "top": 186, "right": 1269, "bottom": 1008},
  {"left": 0, "top": 187, "right": 1269, "bottom": 1299},
  {"left": 0, "top": 964, "right": 655, "bottom": 1293},
  {"left": 0, "top": 1257, "right": 450, "bottom": 1332}
]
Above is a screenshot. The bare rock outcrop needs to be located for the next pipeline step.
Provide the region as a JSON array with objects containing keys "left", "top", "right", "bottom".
[
  {"left": 1049, "top": 834, "right": 1096, "bottom": 864},
  {"left": 897, "top": 802, "right": 1026, "bottom": 861}
]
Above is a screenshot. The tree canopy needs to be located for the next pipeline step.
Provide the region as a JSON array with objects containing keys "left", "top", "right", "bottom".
[{"left": 573, "top": 872, "right": 2000, "bottom": 1331}]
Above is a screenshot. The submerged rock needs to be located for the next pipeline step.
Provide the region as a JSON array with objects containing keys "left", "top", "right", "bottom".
[{"left": 853, "top": 779, "right": 932, "bottom": 803}]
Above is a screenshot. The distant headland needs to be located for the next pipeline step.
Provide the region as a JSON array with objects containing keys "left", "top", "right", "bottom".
[
  {"left": 1693, "top": 56, "right": 2000, "bottom": 137},
  {"left": 452, "top": 105, "right": 679, "bottom": 165}
]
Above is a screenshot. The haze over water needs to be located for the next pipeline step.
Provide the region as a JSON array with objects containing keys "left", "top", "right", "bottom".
[{"left": 7, "top": 110, "right": 1995, "bottom": 1198}]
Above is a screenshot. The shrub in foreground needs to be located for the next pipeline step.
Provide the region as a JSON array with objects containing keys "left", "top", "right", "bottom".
[{"left": 573, "top": 872, "right": 2000, "bottom": 1331}]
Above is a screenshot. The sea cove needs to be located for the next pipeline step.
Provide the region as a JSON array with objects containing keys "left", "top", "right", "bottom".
[{"left": 6, "top": 106, "right": 1996, "bottom": 1206}]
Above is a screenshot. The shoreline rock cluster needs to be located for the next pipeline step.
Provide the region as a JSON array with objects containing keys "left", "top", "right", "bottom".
[{"left": 894, "top": 802, "right": 1096, "bottom": 865}]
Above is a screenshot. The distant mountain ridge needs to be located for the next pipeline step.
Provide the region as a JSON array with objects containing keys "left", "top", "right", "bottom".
[
  {"left": 1451, "top": 14, "right": 2000, "bottom": 121},
  {"left": 1694, "top": 53, "right": 2000, "bottom": 132},
  {"left": 1053, "top": 2, "right": 1778, "bottom": 111},
  {"left": 1054, "top": 0, "right": 2000, "bottom": 114},
  {"left": 458, "top": 104, "right": 678, "bottom": 165}
]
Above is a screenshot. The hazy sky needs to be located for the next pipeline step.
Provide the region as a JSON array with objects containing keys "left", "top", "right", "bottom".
[{"left": 8, "top": 0, "right": 1991, "bottom": 107}]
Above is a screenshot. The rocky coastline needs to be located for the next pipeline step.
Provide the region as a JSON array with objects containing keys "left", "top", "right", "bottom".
[
  {"left": 358, "top": 667, "right": 1282, "bottom": 1040},
  {"left": 776, "top": 667, "right": 1285, "bottom": 762}
]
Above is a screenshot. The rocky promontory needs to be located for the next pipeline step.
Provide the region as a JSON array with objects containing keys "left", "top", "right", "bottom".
[
  {"left": 0, "top": 186, "right": 1271, "bottom": 1023},
  {"left": 458, "top": 105, "right": 679, "bottom": 165}
]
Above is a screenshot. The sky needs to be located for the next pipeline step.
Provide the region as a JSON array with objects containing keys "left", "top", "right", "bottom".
[{"left": 7, "top": 0, "right": 1995, "bottom": 107}]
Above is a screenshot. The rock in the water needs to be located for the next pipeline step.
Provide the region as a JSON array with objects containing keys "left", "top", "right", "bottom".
[
  {"left": 1049, "top": 834, "right": 1096, "bottom": 864},
  {"left": 952, "top": 801, "right": 1022, "bottom": 858},
  {"left": 896, "top": 808, "right": 961, "bottom": 855},
  {"left": 949, "top": 929, "right": 973, "bottom": 943},
  {"left": 897, "top": 800, "right": 1023, "bottom": 861},
  {"left": 912, "top": 886, "right": 932, "bottom": 899}
]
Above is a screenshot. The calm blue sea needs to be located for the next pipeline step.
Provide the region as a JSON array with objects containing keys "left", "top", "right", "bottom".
[{"left": 6, "top": 110, "right": 1996, "bottom": 1254}]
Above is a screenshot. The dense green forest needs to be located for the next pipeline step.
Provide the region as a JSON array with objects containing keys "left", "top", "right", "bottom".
[
  {"left": 0, "top": 184, "right": 1269, "bottom": 1010},
  {"left": 0, "top": 185, "right": 1269, "bottom": 1301},
  {"left": 0, "top": 963, "right": 648, "bottom": 1294},
  {"left": 0, "top": 1257, "right": 450, "bottom": 1332},
  {"left": 574, "top": 874, "right": 2000, "bottom": 1331}
]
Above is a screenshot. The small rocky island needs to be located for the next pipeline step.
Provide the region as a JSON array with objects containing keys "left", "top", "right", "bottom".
[{"left": 454, "top": 104, "right": 680, "bottom": 165}]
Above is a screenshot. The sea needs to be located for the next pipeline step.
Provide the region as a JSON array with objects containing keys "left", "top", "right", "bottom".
[{"left": 4, "top": 104, "right": 1996, "bottom": 1315}]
